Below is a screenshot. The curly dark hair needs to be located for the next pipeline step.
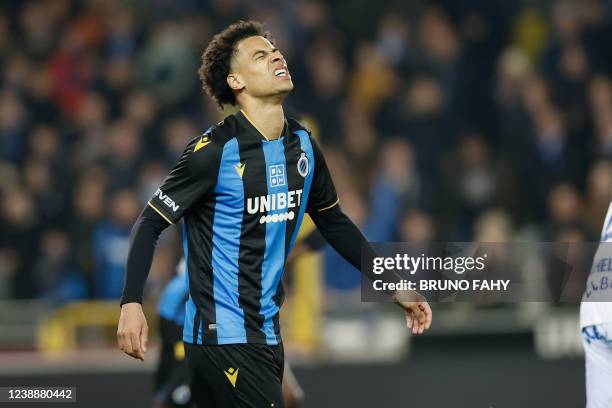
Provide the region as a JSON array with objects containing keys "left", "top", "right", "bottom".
[{"left": 199, "top": 20, "right": 268, "bottom": 108}]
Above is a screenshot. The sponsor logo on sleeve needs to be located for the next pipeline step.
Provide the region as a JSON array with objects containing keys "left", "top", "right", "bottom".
[{"left": 155, "top": 188, "right": 180, "bottom": 212}]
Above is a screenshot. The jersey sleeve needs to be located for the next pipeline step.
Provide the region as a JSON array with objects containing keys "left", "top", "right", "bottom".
[
  {"left": 148, "top": 133, "right": 221, "bottom": 224},
  {"left": 307, "top": 137, "right": 339, "bottom": 214}
]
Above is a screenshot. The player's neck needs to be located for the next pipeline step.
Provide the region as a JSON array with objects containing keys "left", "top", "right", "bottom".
[{"left": 238, "top": 102, "right": 285, "bottom": 141}]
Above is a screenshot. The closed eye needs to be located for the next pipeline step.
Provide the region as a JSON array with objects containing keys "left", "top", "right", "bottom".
[
  {"left": 252, "top": 48, "right": 278, "bottom": 61},
  {"left": 253, "top": 50, "right": 267, "bottom": 60}
]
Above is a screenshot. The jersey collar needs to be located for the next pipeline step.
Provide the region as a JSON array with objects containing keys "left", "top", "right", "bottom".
[{"left": 237, "top": 109, "right": 290, "bottom": 141}]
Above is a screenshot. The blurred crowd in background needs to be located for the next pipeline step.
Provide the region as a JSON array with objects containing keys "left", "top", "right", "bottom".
[{"left": 1, "top": 0, "right": 612, "bottom": 305}]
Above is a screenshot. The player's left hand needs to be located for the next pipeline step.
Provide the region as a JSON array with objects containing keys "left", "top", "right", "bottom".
[{"left": 393, "top": 291, "right": 432, "bottom": 335}]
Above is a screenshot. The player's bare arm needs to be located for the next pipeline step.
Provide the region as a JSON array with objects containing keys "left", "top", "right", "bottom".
[{"left": 117, "top": 302, "right": 148, "bottom": 361}]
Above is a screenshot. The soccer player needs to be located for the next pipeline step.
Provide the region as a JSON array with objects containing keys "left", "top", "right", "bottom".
[
  {"left": 117, "top": 20, "right": 432, "bottom": 407},
  {"left": 580, "top": 201, "right": 612, "bottom": 408}
]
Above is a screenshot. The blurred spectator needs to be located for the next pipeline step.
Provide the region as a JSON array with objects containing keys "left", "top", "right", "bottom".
[
  {"left": 32, "top": 230, "right": 87, "bottom": 303},
  {"left": 28, "top": 124, "right": 60, "bottom": 163},
  {"left": 584, "top": 160, "right": 612, "bottom": 230},
  {"left": 103, "top": 118, "right": 143, "bottom": 189},
  {"left": 138, "top": 21, "right": 198, "bottom": 106},
  {"left": 1, "top": 189, "right": 39, "bottom": 298},
  {"left": 162, "top": 116, "right": 197, "bottom": 165},
  {"left": 400, "top": 210, "right": 435, "bottom": 243},
  {"left": 0, "top": 90, "right": 29, "bottom": 163},
  {"left": 339, "top": 102, "right": 378, "bottom": 197},
  {"left": 70, "top": 91, "right": 109, "bottom": 169},
  {"left": 300, "top": 39, "right": 346, "bottom": 144},
  {"left": 123, "top": 90, "right": 159, "bottom": 135},
  {"left": 349, "top": 42, "right": 396, "bottom": 115},
  {"left": 440, "top": 133, "right": 500, "bottom": 240},
  {"left": 68, "top": 168, "right": 107, "bottom": 296},
  {"left": 376, "top": 13, "right": 411, "bottom": 66},
  {"left": 546, "top": 182, "right": 588, "bottom": 240},
  {"left": 93, "top": 188, "right": 140, "bottom": 298},
  {"left": 22, "top": 158, "right": 64, "bottom": 224},
  {"left": 48, "top": 27, "right": 95, "bottom": 117},
  {"left": 474, "top": 209, "right": 513, "bottom": 242}
]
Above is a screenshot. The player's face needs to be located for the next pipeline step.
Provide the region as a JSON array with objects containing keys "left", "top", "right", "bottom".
[{"left": 228, "top": 36, "right": 293, "bottom": 100}]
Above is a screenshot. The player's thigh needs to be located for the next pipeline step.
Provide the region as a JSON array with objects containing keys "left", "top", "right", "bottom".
[
  {"left": 185, "top": 343, "right": 284, "bottom": 408},
  {"left": 229, "top": 343, "right": 284, "bottom": 408},
  {"left": 185, "top": 343, "right": 221, "bottom": 408}
]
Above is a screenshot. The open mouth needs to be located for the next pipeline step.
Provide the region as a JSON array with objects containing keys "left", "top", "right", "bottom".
[{"left": 274, "top": 68, "right": 290, "bottom": 78}]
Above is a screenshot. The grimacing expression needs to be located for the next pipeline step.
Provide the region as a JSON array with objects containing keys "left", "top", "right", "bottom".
[{"left": 227, "top": 36, "right": 293, "bottom": 100}]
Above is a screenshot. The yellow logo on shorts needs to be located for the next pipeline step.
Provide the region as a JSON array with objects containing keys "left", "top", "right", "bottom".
[
  {"left": 224, "top": 367, "right": 239, "bottom": 387},
  {"left": 174, "top": 341, "right": 185, "bottom": 361}
]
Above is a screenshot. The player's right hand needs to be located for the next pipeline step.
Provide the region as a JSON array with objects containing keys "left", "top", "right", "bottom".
[
  {"left": 117, "top": 302, "right": 149, "bottom": 361},
  {"left": 392, "top": 290, "right": 433, "bottom": 335}
]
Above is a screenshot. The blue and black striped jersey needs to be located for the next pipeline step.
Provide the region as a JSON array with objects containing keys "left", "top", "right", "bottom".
[{"left": 148, "top": 110, "right": 338, "bottom": 345}]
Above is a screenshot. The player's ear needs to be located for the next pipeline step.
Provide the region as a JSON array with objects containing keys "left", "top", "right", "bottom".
[{"left": 227, "top": 73, "right": 244, "bottom": 91}]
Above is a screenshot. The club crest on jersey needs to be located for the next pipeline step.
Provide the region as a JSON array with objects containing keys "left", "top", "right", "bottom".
[
  {"left": 297, "top": 152, "right": 309, "bottom": 177},
  {"left": 269, "top": 164, "right": 286, "bottom": 187}
]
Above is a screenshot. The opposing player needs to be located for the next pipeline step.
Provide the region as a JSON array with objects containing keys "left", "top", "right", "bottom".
[
  {"left": 580, "top": 202, "right": 612, "bottom": 408},
  {"left": 118, "top": 20, "right": 432, "bottom": 407}
]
